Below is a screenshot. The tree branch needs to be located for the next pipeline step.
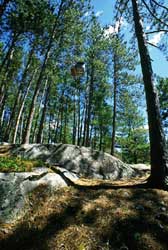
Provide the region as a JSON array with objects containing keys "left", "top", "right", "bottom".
[
  {"left": 146, "top": 29, "right": 168, "bottom": 34},
  {"left": 150, "top": 0, "right": 168, "bottom": 11},
  {"left": 115, "top": 0, "right": 129, "bottom": 24},
  {"left": 146, "top": 41, "right": 160, "bottom": 49},
  {"left": 142, "top": 0, "right": 168, "bottom": 28}
]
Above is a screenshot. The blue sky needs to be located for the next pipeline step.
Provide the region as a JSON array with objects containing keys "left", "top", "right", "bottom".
[{"left": 91, "top": 0, "right": 168, "bottom": 78}]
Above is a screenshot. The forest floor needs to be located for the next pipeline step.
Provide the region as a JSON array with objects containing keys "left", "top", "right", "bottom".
[{"left": 0, "top": 174, "right": 168, "bottom": 250}]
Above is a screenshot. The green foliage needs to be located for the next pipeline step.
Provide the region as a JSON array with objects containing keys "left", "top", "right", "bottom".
[
  {"left": 119, "top": 128, "right": 150, "bottom": 164},
  {"left": 0, "top": 156, "right": 44, "bottom": 172},
  {"left": 0, "top": 0, "right": 150, "bottom": 165},
  {"left": 157, "top": 77, "right": 168, "bottom": 135},
  {"left": 116, "top": 90, "right": 149, "bottom": 163}
]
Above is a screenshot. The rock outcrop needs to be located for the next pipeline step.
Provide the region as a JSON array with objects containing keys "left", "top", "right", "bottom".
[
  {"left": 0, "top": 143, "right": 149, "bottom": 223},
  {"left": 0, "top": 167, "right": 78, "bottom": 223},
  {"left": 7, "top": 143, "right": 143, "bottom": 180}
]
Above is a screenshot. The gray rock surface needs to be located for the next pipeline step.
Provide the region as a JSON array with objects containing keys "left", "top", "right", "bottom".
[
  {"left": 0, "top": 143, "right": 149, "bottom": 223},
  {"left": 9, "top": 143, "right": 143, "bottom": 180},
  {"left": 130, "top": 164, "right": 150, "bottom": 172},
  {"left": 0, "top": 167, "right": 78, "bottom": 223}
]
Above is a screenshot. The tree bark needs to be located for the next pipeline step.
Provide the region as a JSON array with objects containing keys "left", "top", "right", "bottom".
[
  {"left": 85, "top": 60, "right": 94, "bottom": 147},
  {"left": 99, "top": 125, "right": 103, "bottom": 151},
  {"left": 63, "top": 100, "right": 68, "bottom": 144},
  {"left": 131, "top": 0, "right": 168, "bottom": 188},
  {"left": 72, "top": 89, "right": 77, "bottom": 145},
  {"left": 22, "top": 0, "right": 64, "bottom": 144},
  {"left": 0, "top": 32, "right": 19, "bottom": 75},
  {"left": 31, "top": 77, "right": 49, "bottom": 143},
  {"left": 77, "top": 85, "right": 81, "bottom": 146},
  {"left": 36, "top": 79, "right": 51, "bottom": 143},
  {"left": 3, "top": 45, "right": 34, "bottom": 141},
  {"left": 111, "top": 53, "right": 117, "bottom": 155},
  {"left": 22, "top": 32, "right": 54, "bottom": 143},
  {"left": 12, "top": 69, "right": 37, "bottom": 143}
]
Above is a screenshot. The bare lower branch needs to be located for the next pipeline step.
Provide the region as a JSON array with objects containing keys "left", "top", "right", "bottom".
[
  {"left": 146, "top": 29, "right": 168, "bottom": 34},
  {"left": 115, "top": 0, "right": 129, "bottom": 24},
  {"left": 147, "top": 41, "right": 160, "bottom": 48},
  {"left": 150, "top": 0, "right": 168, "bottom": 11},
  {"left": 142, "top": 0, "right": 168, "bottom": 28}
]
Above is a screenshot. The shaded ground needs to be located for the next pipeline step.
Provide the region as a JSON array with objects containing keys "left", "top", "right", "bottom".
[{"left": 0, "top": 176, "right": 168, "bottom": 250}]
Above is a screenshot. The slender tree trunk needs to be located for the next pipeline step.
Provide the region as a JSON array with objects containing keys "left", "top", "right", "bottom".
[
  {"left": 12, "top": 70, "right": 37, "bottom": 143},
  {"left": 0, "top": 34, "right": 19, "bottom": 119},
  {"left": 48, "top": 111, "right": 52, "bottom": 144},
  {"left": 22, "top": 0, "right": 64, "bottom": 144},
  {"left": 0, "top": 64, "right": 12, "bottom": 110},
  {"left": 54, "top": 112, "right": 60, "bottom": 143},
  {"left": 0, "top": 91, "right": 7, "bottom": 140},
  {"left": 51, "top": 103, "right": 59, "bottom": 143},
  {"left": 59, "top": 107, "right": 63, "bottom": 142},
  {"left": 54, "top": 90, "right": 65, "bottom": 143},
  {"left": 131, "top": 0, "right": 168, "bottom": 188},
  {"left": 79, "top": 103, "right": 85, "bottom": 146},
  {"left": 0, "top": 32, "right": 18, "bottom": 75},
  {"left": 99, "top": 125, "right": 103, "bottom": 152},
  {"left": 31, "top": 77, "right": 48, "bottom": 142},
  {"left": 89, "top": 122, "right": 93, "bottom": 147},
  {"left": 19, "top": 112, "right": 25, "bottom": 143},
  {"left": 0, "top": 70, "right": 8, "bottom": 114},
  {"left": 93, "top": 127, "right": 97, "bottom": 150},
  {"left": 0, "top": 87, "right": 7, "bottom": 121},
  {"left": 22, "top": 40, "right": 53, "bottom": 143},
  {"left": 77, "top": 85, "right": 81, "bottom": 145},
  {"left": 111, "top": 54, "right": 117, "bottom": 155},
  {"left": 0, "top": 68, "right": 15, "bottom": 134},
  {"left": 4, "top": 46, "right": 35, "bottom": 141},
  {"left": 0, "top": 109, "right": 5, "bottom": 127},
  {"left": 63, "top": 101, "right": 68, "bottom": 144},
  {"left": 22, "top": 59, "right": 49, "bottom": 143},
  {"left": 85, "top": 61, "right": 94, "bottom": 147},
  {"left": 36, "top": 80, "right": 51, "bottom": 143},
  {"left": 82, "top": 100, "right": 87, "bottom": 146},
  {"left": 72, "top": 90, "right": 76, "bottom": 145}
]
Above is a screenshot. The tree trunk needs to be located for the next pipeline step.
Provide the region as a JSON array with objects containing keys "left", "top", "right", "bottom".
[
  {"left": 19, "top": 112, "right": 25, "bottom": 143},
  {"left": 72, "top": 90, "right": 76, "bottom": 145},
  {"left": 85, "top": 61, "right": 94, "bottom": 147},
  {"left": 0, "top": 68, "right": 15, "bottom": 135},
  {"left": 48, "top": 111, "right": 52, "bottom": 144},
  {"left": 54, "top": 90, "right": 65, "bottom": 143},
  {"left": 36, "top": 79, "right": 51, "bottom": 143},
  {"left": 77, "top": 84, "right": 81, "bottom": 145},
  {"left": 0, "top": 32, "right": 18, "bottom": 75},
  {"left": 63, "top": 100, "right": 68, "bottom": 144},
  {"left": 22, "top": 37, "right": 54, "bottom": 143},
  {"left": 32, "top": 78, "right": 48, "bottom": 142},
  {"left": 131, "top": 0, "right": 168, "bottom": 188},
  {"left": 54, "top": 112, "right": 60, "bottom": 143},
  {"left": 82, "top": 99, "right": 87, "bottom": 146},
  {"left": 12, "top": 70, "right": 37, "bottom": 143},
  {"left": 79, "top": 103, "right": 85, "bottom": 146},
  {"left": 99, "top": 125, "right": 103, "bottom": 151},
  {"left": 3, "top": 46, "right": 34, "bottom": 141},
  {"left": 22, "top": 0, "right": 64, "bottom": 144},
  {"left": 111, "top": 53, "right": 117, "bottom": 155}
]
